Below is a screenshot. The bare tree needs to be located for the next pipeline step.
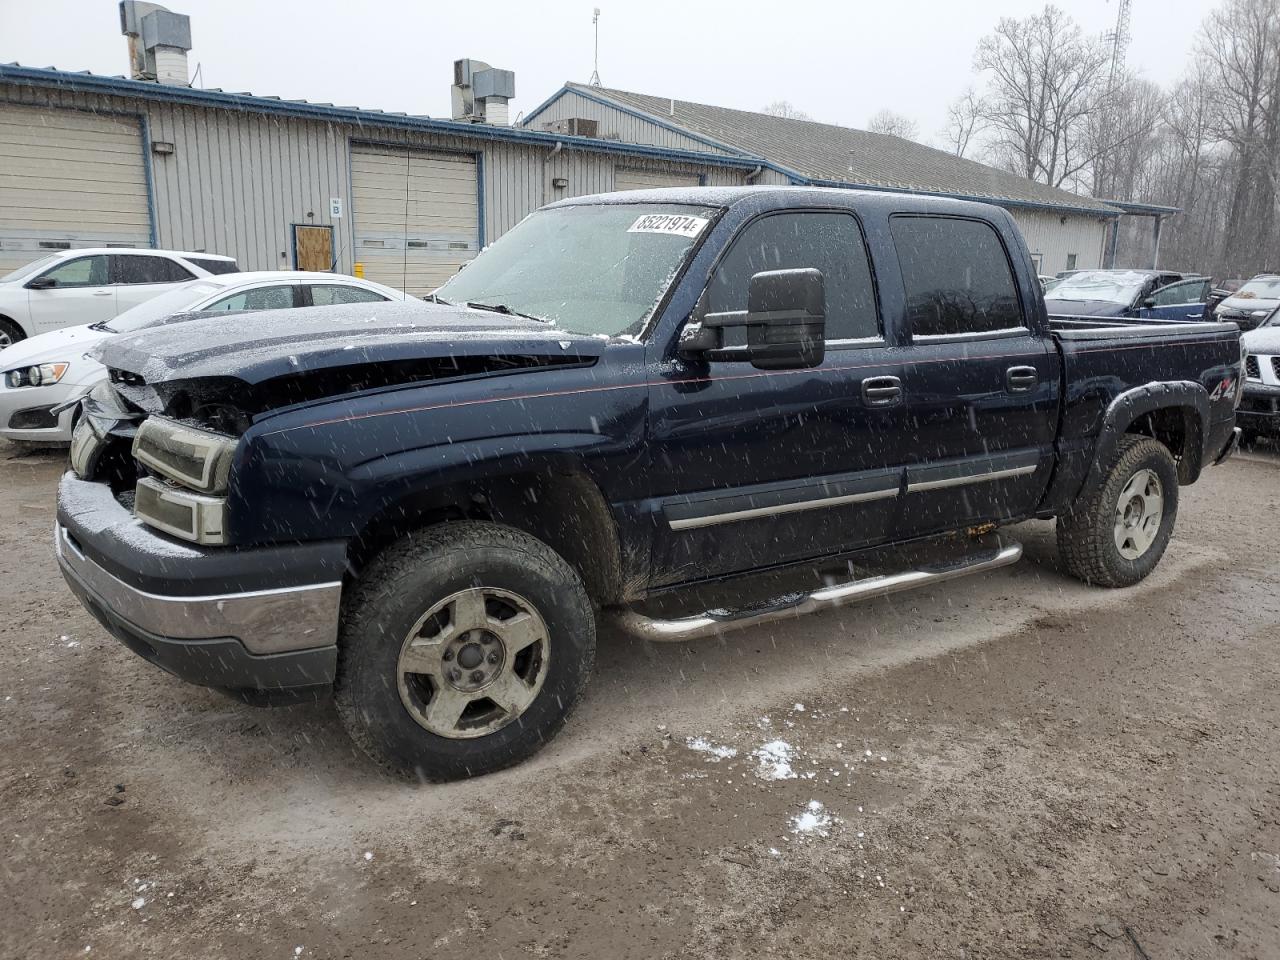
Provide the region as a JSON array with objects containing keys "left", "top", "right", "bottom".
[
  {"left": 973, "top": 5, "right": 1110, "bottom": 188},
  {"left": 942, "top": 87, "right": 986, "bottom": 157},
  {"left": 762, "top": 100, "right": 812, "bottom": 121},
  {"left": 867, "top": 109, "right": 920, "bottom": 140}
]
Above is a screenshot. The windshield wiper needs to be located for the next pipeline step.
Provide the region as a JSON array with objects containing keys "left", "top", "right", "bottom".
[
  {"left": 465, "top": 301, "right": 553, "bottom": 324},
  {"left": 89, "top": 320, "right": 115, "bottom": 332},
  {"left": 424, "top": 293, "right": 454, "bottom": 305}
]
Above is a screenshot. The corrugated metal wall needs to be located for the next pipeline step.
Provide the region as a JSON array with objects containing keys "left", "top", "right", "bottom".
[
  {"left": 1007, "top": 208, "right": 1110, "bottom": 276},
  {"left": 0, "top": 83, "right": 746, "bottom": 277}
]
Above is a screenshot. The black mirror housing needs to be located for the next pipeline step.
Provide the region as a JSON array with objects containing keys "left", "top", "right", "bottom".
[
  {"left": 745, "top": 268, "right": 826, "bottom": 370},
  {"left": 26, "top": 276, "right": 56, "bottom": 290},
  {"left": 1142, "top": 296, "right": 1156, "bottom": 308}
]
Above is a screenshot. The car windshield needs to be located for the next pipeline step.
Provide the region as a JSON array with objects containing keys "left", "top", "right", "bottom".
[
  {"left": 1047, "top": 270, "right": 1151, "bottom": 305},
  {"left": 1236, "top": 276, "right": 1280, "bottom": 299},
  {"left": 103, "top": 280, "right": 222, "bottom": 332},
  {"left": 1, "top": 254, "right": 60, "bottom": 283},
  {"left": 434, "top": 203, "right": 719, "bottom": 338}
]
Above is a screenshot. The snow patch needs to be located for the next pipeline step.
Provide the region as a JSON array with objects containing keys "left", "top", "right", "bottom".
[
  {"left": 790, "top": 800, "right": 835, "bottom": 837},
  {"left": 752, "top": 740, "right": 797, "bottom": 781},
  {"left": 686, "top": 736, "right": 737, "bottom": 761}
]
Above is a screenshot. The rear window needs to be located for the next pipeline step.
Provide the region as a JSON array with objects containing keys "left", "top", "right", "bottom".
[
  {"left": 890, "top": 216, "right": 1023, "bottom": 337},
  {"left": 186, "top": 257, "right": 241, "bottom": 276}
]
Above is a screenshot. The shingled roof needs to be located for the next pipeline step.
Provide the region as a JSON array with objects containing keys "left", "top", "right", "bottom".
[{"left": 552, "top": 83, "right": 1119, "bottom": 217}]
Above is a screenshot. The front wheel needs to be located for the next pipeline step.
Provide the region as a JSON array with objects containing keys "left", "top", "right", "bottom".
[
  {"left": 1056, "top": 435, "right": 1179, "bottom": 588},
  {"left": 335, "top": 521, "right": 596, "bottom": 781}
]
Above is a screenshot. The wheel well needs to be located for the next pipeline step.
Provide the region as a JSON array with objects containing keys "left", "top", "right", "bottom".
[
  {"left": 347, "top": 469, "right": 628, "bottom": 607},
  {"left": 1125, "top": 405, "right": 1202, "bottom": 483},
  {"left": 0, "top": 314, "right": 26, "bottom": 342}
]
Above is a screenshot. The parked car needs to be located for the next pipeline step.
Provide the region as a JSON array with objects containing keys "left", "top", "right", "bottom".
[
  {"left": 1238, "top": 304, "right": 1280, "bottom": 440},
  {"left": 57, "top": 187, "right": 1242, "bottom": 781},
  {"left": 0, "top": 248, "right": 239, "bottom": 346},
  {"left": 1045, "top": 269, "right": 1211, "bottom": 321},
  {"left": 1214, "top": 274, "right": 1280, "bottom": 330},
  {"left": 0, "top": 271, "right": 406, "bottom": 445}
]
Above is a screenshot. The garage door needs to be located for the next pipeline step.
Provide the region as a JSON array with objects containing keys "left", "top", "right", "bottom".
[
  {"left": 613, "top": 167, "right": 702, "bottom": 191},
  {"left": 350, "top": 145, "right": 479, "bottom": 296},
  {"left": 0, "top": 103, "right": 151, "bottom": 274}
]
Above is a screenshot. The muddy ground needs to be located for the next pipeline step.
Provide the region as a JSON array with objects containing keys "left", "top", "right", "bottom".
[{"left": 1, "top": 440, "right": 1278, "bottom": 959}]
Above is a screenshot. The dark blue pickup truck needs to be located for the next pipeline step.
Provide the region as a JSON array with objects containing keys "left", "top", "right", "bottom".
[{"left": 56, "top": 187, "right": 1244, "bottom": 780}]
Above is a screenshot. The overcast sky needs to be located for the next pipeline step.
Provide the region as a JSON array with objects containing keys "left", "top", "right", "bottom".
[{"left": 3, "top": 0, "right": 1222, "bottom": 145}]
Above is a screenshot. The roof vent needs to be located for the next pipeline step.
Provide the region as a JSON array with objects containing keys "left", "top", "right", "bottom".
[
  {"left": 451, "top": 58, "right": 516, "bottom": 125},
  {"left": 119, "top": 1, "right": 192, "bottom": 86}
]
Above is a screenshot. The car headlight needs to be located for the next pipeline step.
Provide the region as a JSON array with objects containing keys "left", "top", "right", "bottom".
[
  {"left": 132, "top": 416, "right": 238, "bottom": 495},
  {"left": 1251, "top": 309, "right": 1270, "bottom": 317},
  {"left": 5, "top": 362, "right": 69, "bottom": 388},
  {"left": 134, "top": 477, "right": 227, "bottom": 545}
]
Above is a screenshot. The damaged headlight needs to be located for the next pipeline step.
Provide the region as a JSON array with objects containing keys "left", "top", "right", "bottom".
[
  {"left": 132, "top": 416, "right": 238, "bottom": 495},
  {"left": 134, "top": 477, "right": 227, "bottom": 545}
]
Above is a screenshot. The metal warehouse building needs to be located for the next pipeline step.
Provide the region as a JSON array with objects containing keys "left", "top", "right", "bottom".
[
  {"left": 0, "top": 61, "right": 763, "bottom": 295},
  {"left": 0, "top": 5, "right": 1170, "bottom": 294}
]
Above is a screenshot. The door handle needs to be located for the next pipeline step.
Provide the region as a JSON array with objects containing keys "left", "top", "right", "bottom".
[
  {"left": 1006, "top": 366, "right": 1039, "bottom": 392},
  {"left": 861, "top": 375, "right": 902, "bottom": 406},
  {"left": 91, "top": 291, "right": 112, "bottom": 297}
]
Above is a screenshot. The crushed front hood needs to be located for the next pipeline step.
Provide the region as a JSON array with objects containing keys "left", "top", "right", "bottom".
[{"left": 94, "top": 301, "right": 607, "bottom": 386}]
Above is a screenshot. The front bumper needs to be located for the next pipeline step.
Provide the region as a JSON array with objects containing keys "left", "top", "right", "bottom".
[
  {"left": 56, "top": 473, "right": 348, "bottom": 699},
  {"left": 1238, "top": 382, "right": 1280, "bottom": 435},
  {"left": 0, "top": 379, "right": 92, "bottom": 444}
]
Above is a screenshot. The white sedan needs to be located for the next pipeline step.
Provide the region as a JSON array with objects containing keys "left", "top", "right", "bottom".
[
  {"left": 0, "top": 248, "right": 239, "bottom": 346},
  {"left": 0, "top": 271, "right": 407, "bottom": 444}
]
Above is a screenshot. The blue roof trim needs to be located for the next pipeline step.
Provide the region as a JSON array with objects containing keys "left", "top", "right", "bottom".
[
  {"left": 0, "top": 65, "right": 766, "bottom": 171},
  {"left": 1105, "top": 199, "right": 1183, "bottom": 216},
  {"left": 523, "top": 83, "right": 808, "bottom": 185},
  {"left": 807, "top": 178, "right": 1123, "bottom": 219}
]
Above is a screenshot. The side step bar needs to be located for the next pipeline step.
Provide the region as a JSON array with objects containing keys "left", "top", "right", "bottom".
[{"left": 611, "top": 542, "right": 1023, "bottom": 643}]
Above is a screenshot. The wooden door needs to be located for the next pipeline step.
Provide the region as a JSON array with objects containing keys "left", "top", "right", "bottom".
[{"left": 294, "top": 225, "right": 333, "bottom": 272}]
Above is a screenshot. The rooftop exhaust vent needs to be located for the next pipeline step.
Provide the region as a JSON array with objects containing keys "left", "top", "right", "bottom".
[
  {"left": 120, "top": 1, "right": 192, "bottom": 86},
  {"left": 451, "top": 58, "right": 515, "bottom": 125}
]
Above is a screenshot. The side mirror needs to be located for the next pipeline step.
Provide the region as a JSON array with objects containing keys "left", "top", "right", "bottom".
[
  {"left": 26, "top": 276, "right": 56, "bottom": 290},
  {"left": 679, "top": 267, "right": 826, "bottom": 370},
  {"left": 744, "top": 268, "right": 826, "bottom": 369},
  {"left": 1142, "top": 296, "right": 1156, "bottom": 309}
]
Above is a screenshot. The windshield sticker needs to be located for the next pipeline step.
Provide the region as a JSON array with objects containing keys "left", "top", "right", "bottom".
[{"left": 627, "top": 214, "right": 709, "bottom": 238}]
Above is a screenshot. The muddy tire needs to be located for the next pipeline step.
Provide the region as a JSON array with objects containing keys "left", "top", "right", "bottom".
[
  {"left": 1057, "top": 435, "right": 1179, "bottom": 588},
  {"left": 335, "top": 521, "right": 595, "bottom": 781}
]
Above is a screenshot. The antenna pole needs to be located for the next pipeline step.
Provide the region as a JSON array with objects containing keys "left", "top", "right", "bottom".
[{"left": 589, "top": 8, "right": 602, "bottom": 87}]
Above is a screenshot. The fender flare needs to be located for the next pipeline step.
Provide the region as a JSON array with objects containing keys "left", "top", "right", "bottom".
[{"left": 1086, "top": 381, "right": 1210, "bottom": 489}]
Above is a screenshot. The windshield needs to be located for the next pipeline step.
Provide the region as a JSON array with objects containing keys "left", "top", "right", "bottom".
[
  {"left": 435, "top": 203, "right": 719, "bottom": 338},
  {"left": 1047, "top": 270, "right": 1151, "bottom": 305},
  {"left": 1235, "top": 276, "right": 1280, "bottom": 300},
  {"left": 1, "top": 254, "right": 59, "bottom": 283},
  {"left": 104, "top": 280, "right": 222, "bottom": 332}
]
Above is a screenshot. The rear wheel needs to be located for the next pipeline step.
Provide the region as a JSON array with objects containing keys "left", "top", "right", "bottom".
[
  {"left": 335, "top": 521, "right": 596, "bottom": 781},
  {"left": 1057, "top": 435, "right": 1179, "bottom": 587},
  {"left": 0, "top": 317, "right": 24, "bottom": 348}
]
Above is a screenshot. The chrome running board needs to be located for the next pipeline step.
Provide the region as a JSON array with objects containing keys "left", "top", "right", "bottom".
[{"left": 612, "top": 542, "right": 1023, "bottom": 643}]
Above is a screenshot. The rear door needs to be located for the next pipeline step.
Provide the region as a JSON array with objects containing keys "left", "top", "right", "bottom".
[
  {"left": 110, "top": 254, "right": 196, "bottom": 312},
  {"left": 25, "top": 254, "right": 116, "bottom": 332},
  {"left": 1138, "top": 278, "right": 1210, "bottom": 322},
  {"left": 647, "top": 209, "right": 905, "bottom": 584},
  {"left": 889, "top": 215, "right": 1059, "bottom": 539}
]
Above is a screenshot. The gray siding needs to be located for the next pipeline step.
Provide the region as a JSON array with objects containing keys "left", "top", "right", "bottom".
[
  {"left": 0, "top": 83, "right": 746, "bottom": 276},
  {"left": 1008, "top": 207, "right": 1110, "bottom": 276},
  {"left": 526, "top": 89, "right": 737, "bottom": 156}
]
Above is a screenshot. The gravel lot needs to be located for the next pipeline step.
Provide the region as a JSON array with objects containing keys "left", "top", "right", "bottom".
[{"left": 2, "top": 441, "right": 1278, "bottom": 959}]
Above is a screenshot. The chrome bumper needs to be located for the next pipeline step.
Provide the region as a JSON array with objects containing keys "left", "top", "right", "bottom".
[{"left": 56, "top": 523, "right": 342, "bottom": 655}]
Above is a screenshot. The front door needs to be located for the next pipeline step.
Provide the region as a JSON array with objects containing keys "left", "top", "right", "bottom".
[
  {"left": 1138, "top": 278, "right": 1210, "bottom": 322},
  {"left": 26, "top": 254, "right": 116, "bottom": 332},
  {"left": 647, "top": 210, "right": 905, "bottom": 586},
  {"left": 294, "top": 225, "right": 333, "bottom": 272},
  {"left": 887, "top": 215, "right": 1059, "bottom": 538}
]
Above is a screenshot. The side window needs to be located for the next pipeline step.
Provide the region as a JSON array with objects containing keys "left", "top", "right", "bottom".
[
  {"left": 309, "top": 284, "right": 389, "bottom": 306},
  {"left": 890, "top": 216, "right": 1023, "bottom": 337},
  {"left": 704, "top": 212, "right": 879, "bottom": 343},
  {"left": 205, "top": 285, "right": 297, "bottom": 312},
  {"left": 1152, "top": 279, "right": 1209, "bottom": 306},
  {"left": 112, "top": 255, "right": 195, "bottom": 285},
  {"left": 37, "top": 255, "right": 108, "bottom": 288}
]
